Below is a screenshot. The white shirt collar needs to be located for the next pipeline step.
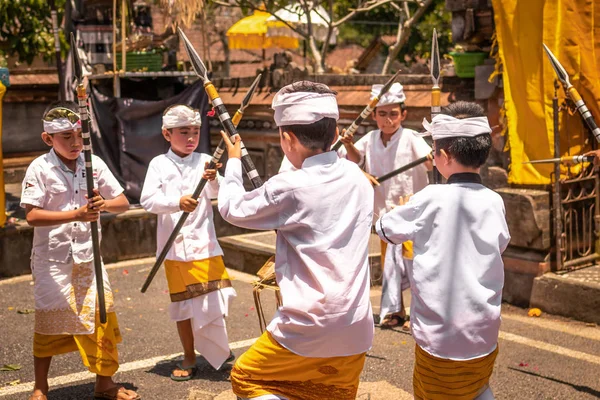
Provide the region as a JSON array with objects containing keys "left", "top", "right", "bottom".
[
  {"left": 166, "top": 148, "right": 195, "bottom": 165},
  {"left": 378, "top": 127, "right": 403, "bottom": 147},
  {"left": 301, "top": 151, "right": 338, "bottom": 169}
]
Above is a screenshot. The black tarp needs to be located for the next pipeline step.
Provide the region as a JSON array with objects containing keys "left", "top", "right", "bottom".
[{"left": 88, "top": 80, "right": 210, "bottom": 203}]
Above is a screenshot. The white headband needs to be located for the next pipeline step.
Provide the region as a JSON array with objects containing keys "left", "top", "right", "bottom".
[
  {"left": 420, "top": 114, "right": 492, "bottom": 140},
  {"left": 162, "top": 105, "right": 202, "bottom": 129},
  {"left": 371, "top": 82, "right": 406, "bottom": 106},
  {"left": 43, "top": 118, "right": 82, "bottom": 134},
  {"left": 272, "top": 90, "right": 339, "bottom": 127}
]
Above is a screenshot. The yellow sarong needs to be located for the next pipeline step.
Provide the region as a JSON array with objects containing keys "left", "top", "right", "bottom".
[
  {"left": 164, "top": 256, "right": 232, "bottom": 302},
  {"left": 231, "top": 331, "right": 366, "bottom": 400},
  {"left": 413, "top": 344, "right": 498, "bottom": 400},
  {"left": 33, "top": 312, "right": 121, "bottom": 376}
]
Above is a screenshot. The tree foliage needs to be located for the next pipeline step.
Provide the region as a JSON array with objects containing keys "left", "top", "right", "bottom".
[{"left": 0, "top": 0, "right": 68, "bottom": 65}]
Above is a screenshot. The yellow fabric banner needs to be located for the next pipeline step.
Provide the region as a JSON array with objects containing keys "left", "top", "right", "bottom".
[
  {"left": 493, "top": 0, "right": 600, "bottom": 184},
  {"left": 0, "top": 81, "right": 6, "bottom": 227}
]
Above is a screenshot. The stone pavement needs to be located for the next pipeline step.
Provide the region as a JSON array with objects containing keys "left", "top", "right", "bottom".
[{"left": 1, "top": 258, "right": 599, "bottom": 400}]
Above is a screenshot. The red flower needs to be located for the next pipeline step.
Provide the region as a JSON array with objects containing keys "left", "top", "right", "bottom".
[{"left": 207, "top": 109, "right": 216, "bottom": 117}]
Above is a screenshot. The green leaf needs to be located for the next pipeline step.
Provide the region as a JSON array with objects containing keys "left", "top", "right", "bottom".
[{"left": 0, "top": 364, "right": 22, "bottom": 371}]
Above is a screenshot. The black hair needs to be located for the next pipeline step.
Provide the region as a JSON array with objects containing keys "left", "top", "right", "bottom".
[
  {"left": 434, "top": 101, "right": 492, "bottom": 168},
  {"left": 279, "top": 81, "right": 338, "bottom": 151},
  {"left": 42, "top": 101, "right": 79, "bottom": 119}
]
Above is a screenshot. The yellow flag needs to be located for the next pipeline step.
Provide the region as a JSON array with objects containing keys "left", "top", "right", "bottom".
[{"left": 0, "top": 81, "right": 6, "bottom": 227}]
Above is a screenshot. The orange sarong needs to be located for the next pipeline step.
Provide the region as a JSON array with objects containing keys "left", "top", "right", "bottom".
[
  {"left": 33, "top": 312, "right": 121, "bottom": 376},
  {"left": 231, "top": 331, "right": 366, "bottom": 400},
  {"left": 413, "top": 344, "right": 498, "bottom": 400}
]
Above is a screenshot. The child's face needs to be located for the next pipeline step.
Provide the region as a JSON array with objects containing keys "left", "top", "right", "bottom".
[
  {"left": 163, "top": 126, "right": 200, "bottom": 157},
  {"left": 373, "top": 104, "right": 407, "bottom": 135},
  {"left": 42, "top": 129, "right": 83, "bottom": 161}
]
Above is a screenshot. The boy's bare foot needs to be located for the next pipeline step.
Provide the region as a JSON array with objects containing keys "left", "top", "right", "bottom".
[
  {"left": 28, "top": 392, "right": 48, "bottom": 400},
  {"left": 95, "top": 376, "right": 140, "bottom": 399}
]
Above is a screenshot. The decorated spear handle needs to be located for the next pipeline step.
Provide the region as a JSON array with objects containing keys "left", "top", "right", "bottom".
[
  {"left": 71, "top": 33, "right": 107, "bottom": 323},
  {"left": 565, "top": 87, "right": 600, "bottom": 142},
  {"left": 331, "top": 70, "right": 402, "bottom": 152},
  {"left": 141, "top": 74, "right": 262, "bottom": 293},
  {"left": 376, "top": 154, "right": 431, "bottom": 183},
  {"left": 204, "top": 82, "right": 263, "bottom": 188}
]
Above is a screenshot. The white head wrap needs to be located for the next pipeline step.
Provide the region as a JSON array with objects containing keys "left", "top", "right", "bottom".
[
  {"left": 371, "top": 82, "right": 406, "bottom": 107},
  {"left": 43, "top": 118, "right": 82, "bottom": 134},
  {"left": 272, "top": 85, "right": 339, "bottom": 127},
  {"left": 420, "top": 114, "right": 492, "bottom": 140},
  {"left": 162, "top": 105, "right": 202, "bottom": 130}
]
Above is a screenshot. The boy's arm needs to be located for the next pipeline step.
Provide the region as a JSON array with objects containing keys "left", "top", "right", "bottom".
[
  {"left": 218, "top": 158, "right": 283, "bottom": 230},
  {"left": 102, "top": 193, "right": 129, "bottom": 213},
  {"left": 340, "top": 131, "right": 366, "bottom": 165},
  {"left": 25, "top": 204, "right": 99, "bottom": 227},
  {"left": 140, "top": 160, "right": 181, "bottom": 214},
  {"left": 414, "top": 136, "right": 434, "bottom": 171},
  {"left": 375, "top": 196, "right": 423, "bottom": 244},
  {"left": 218, "top": 133, "right": 284, "bottom": 230}
]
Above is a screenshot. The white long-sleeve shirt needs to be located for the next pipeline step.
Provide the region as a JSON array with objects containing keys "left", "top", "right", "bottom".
[
  {"left": 376, "top": 173, "right": 510, "bottom": 360},
  {"left": 339, "top": 127, "right": 431, "bottom": 221},
  {"left": 219, "top": 151, "right": 375, "bottom": 357},
  {"left": 141, "top": 149, "right": 223, "bottom": 261}
]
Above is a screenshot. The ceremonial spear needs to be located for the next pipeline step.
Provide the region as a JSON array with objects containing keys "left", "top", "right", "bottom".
[
  {"left": 543, "top": 44, "right": 600, "bottom": 143},
  {"left": 430, "top": 28, "right": 443, "bottom": 184},
  {"left": 70, "top": 33, "right": 107, "bottom": 323},
  {"left": 331, "top": 70, "right": 402, "bottom": 152},
  {"left": 178, "top": 27, "right": 263, "bottom": 188},
  {"left": 141, "top": 34, "right": 263, "bottom": 292}
]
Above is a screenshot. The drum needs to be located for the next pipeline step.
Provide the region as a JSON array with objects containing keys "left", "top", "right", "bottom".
[{"left": 252, "top": 256, "right": 283, "bottom": 332}]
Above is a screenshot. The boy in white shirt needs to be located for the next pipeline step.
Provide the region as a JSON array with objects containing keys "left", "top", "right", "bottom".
[
  {"left": 376, "top": 101, "right": 510, "bottom": 400},
  {"left": 21, "top": 102, "right": 138, "bottom": 400},
  {"left": 219, "top": 81, "right": 374, "bottom": 400},
  {"left": 340, "top": 82, "right": 432, "bottom": 329},
  {"left": 140, "top": 105, "right": 236, "bottom": 381}
]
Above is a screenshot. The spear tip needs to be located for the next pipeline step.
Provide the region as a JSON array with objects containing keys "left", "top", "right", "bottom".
[
  {"left": 69, "top": 32, "right": 82, "bottom": 83},
  {"left": 430, "top": 29, "right": 441, "bottom": 83},
  {"left": 240, "top": 73, "right": 262, "bottom": 110},
  {"left": 178, "top": 28, "right": 208, "bottom": 81},
  {"left": 542, "top": 43, "right": 569, "bottom": 87}
]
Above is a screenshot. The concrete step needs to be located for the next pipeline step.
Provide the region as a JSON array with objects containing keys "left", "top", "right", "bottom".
[
  {"left": 530, "top": 266, "right": 600, "bottom": 324},
  {"left": 219, "top": 231, "right": 384, "bottom": 284}
]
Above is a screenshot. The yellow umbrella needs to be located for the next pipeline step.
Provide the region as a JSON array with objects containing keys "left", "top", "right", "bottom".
[{"left": 227, "top": 10, "right": 299, "bottom": 50}]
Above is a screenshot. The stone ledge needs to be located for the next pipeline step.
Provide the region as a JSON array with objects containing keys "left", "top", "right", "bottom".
[
  {"left": 496, "top": 187, "right": 550, "bottom": 251},
  {"left": 0, "top": 201, "right": 252, "bottom": 278},
  {"left": 530, "top": 272, "right": 600, "bottom": 324}
]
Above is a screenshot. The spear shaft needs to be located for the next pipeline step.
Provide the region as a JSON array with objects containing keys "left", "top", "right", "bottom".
[
  {"left": 522, "top": 155, "right": 594, "bottom": 165},
  {"left": 331, "top": 70, "right": 402, "bottom": 152},
  {"left": 141, "top": 74, "right": 262, "bottom": 293},
  {"left": 376, "top": 154, "right": 431, "bottom": 183},
  {"left": 70, "top": 33, "right": 107, "bottom": 324}
]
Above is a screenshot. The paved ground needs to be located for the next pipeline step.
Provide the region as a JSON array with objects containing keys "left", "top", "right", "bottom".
[{"left": 1, "top": 258, "right": 599, "bottom": 400}]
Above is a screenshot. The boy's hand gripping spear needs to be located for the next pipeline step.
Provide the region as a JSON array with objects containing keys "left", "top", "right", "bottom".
[
  {"left": 140, "top": 38, "right": 263, "bottom": 293},
  {"left": 70, "top": 33, "right": 107, "bottom": 323},
  {"left": 331, "top": 70, "right": 402, "bottom": 152},
  {"left": 543, "top": 44, "right": 600, "bottom": 143}
]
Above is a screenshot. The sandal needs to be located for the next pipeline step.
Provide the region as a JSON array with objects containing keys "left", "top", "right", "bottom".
[
  {"left": 225, "top": 350, "right": 235, "bottom": 363},
  {"left": 170, "top": 362, "right": 197, "bottom": 382},
  {"left": 94, "top": 386, "right": 140, "bottom": 400},
  {"left": 380, "top": 313, "right": 406, "bottom": 329}
]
